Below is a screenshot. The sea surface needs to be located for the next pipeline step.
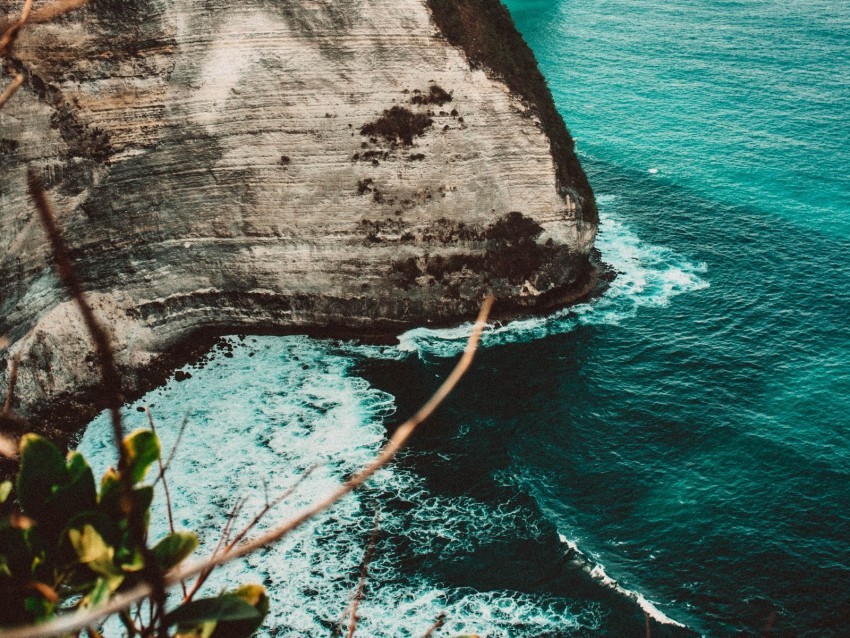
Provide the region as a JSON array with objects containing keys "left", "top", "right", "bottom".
[{"left": 79, "top": 1, "right": 850, "bottom": 635}]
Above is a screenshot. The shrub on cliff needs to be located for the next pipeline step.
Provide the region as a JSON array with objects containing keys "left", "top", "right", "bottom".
[
  {"left": 411, "top": 85, "right": 453, "bottom": 106},
  {"left": 361, "top": 107, "right": 433, "bottom": 146}
]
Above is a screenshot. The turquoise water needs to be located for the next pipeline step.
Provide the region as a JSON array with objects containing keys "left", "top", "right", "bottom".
[{"left": 79, "top": 1, "right": 850, "bottom": 635}]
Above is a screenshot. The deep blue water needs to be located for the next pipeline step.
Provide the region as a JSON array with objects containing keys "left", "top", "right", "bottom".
[{"left": 80, "top": 1, "right": 850, "bottom": 636}]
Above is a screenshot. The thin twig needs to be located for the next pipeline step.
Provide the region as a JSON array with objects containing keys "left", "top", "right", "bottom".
[
  {"left": 144, "top": 408, "right": 175, "bottom": 535},
  {"left": 0, "top": 0, "right": 33, "bottom": 55},
  {"left": 153, "top": 415, "right": 189, "bottom": 484},
  {"left": 3, "top": 354, "right": 19, "bottom": 415},
  {"left": 0, "top": 297, "right": 492, "bottom": 638},
  {"left": 27, "top": 171, "right": 127, "bottom": 473},
  {"left": 345, "top": 511, "right": 381, "bottom": 638},
  {"left": 27, "top": 171, "right": 168, "bottom": 638},
  {"left": 185, "top": 464, "right": 319, "bottom": 603},
  {"left": 419, "top": 613, "right": 446, "bottom": 638},
  {"left": 29, "top": 0, "right": 89, "bottom": 24},
  {"left": 181, "top": 497, "right": 245, "bottom": 605},
  {"left": 224, "top": 465, "right": 319, "bottom": 552},
  {"left": 0, "top": 73, "right": 23, "bottom": 109},
  {"left": 0, "top": 432, "right": 16, "bottom": 458},
  {"left": 144, "top": 407, "right": 185, "bottom": 598}
]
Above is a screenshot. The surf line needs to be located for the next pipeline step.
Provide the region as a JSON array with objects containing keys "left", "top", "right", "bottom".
[{"left": 559, "top": 533, "right": 687, "bottom": 629}]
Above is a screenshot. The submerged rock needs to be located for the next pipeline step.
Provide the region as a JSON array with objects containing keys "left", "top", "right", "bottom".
[{"left": 0, "top": 0, "right": 597, "bottom": 424}]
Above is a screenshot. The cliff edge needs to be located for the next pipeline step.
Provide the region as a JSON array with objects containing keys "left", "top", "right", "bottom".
[{"left": 0, "top": 0, "right": 597, "bottom": 424}]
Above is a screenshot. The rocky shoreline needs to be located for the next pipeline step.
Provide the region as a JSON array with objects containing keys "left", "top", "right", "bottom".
[
  {"left": 15, "top": 251, "right": 607, "bottom": 460},
  {"left": 1, "top": 0, "right": 598, "bottom": 443}
]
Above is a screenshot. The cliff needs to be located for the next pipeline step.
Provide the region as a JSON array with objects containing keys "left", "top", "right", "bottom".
[{"left": 0, "top": 0, "right": 597, "bottom": 425}]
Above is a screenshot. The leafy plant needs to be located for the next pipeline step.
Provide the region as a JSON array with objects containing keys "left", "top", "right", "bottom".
[{"left": 0, "top": 431, "right": 268, "bottom": 637}]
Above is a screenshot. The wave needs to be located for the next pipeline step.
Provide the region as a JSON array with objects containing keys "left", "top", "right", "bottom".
[
  {"left": 78, "top": 336, "right": 603, "bottom": 636},
  {"left": 76, "top": 202, "right": 705, "bottom": 635},
  {"left": 558, "top": 534, "right": 686, "bottom": 629},
  {"left": 397, "top": 199, "right": 709, "bottom": 360}
]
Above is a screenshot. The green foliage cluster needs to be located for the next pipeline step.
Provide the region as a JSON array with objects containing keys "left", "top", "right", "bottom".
[{"left": 0, "top": 431, "right": 269, "bottom": 637}]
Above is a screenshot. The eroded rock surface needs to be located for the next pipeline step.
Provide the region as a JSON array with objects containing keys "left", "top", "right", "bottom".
[{"left": 0, "top": 0, "right": 597, "bottom": 422}]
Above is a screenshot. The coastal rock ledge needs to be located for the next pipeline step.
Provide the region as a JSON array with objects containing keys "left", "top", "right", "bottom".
[{"left": 0, "top": 0, "right": 597, "bottom": 424}]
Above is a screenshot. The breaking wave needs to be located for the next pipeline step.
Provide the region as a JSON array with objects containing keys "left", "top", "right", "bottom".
[{"left": 397, "top": 201, "right": 709, "bottom": 360}]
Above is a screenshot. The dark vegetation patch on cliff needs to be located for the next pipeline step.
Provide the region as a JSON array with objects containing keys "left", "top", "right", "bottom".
[
  {"left": 361, "top": 106, "right": 433, "bottom": 147},
  {"left": 411, "top": 84, "right": 453, "bottom": 106},
  {"left": 427, "top": 0, "right": 598, "bottom": 223},
  {"left": 390, "top": 212, "right": 587, "bottom": 293}
]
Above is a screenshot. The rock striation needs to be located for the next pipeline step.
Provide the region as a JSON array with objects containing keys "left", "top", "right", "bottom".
[{"left": 0, "top": 0, "right": 597, "bottom": 424}]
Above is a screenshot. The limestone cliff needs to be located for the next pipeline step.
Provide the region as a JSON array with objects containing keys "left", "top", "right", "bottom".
[{"left": 0, "top": 0, "right": 597, "bottom": 423}]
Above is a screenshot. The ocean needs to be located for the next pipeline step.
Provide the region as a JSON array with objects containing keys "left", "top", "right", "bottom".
[{"left": 78, "top": 0, "right": 850, "bottom": 635}]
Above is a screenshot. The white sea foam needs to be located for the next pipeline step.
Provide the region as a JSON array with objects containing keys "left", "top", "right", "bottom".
[
  {"left": 557, "top": 534, "right": 686, "bottom": 628},
  {"left": 76, "top": 202, "right": 703, "bottom": 635},
  {"left": 78, "top": 337, "right": 602, "bottom": 636},
  {"left": 396, "top": 205, "right": 709, "bottom": 360}
]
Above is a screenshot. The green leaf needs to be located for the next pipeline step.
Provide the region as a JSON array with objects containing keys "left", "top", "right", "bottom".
[
  {"left": 175, "top": 622, "right": 216, "bottom": 638},
  {"left": 43, "top": 453, "right": 97, "bottom": 533},
  {"left": 16, "top": 434, "right": 68, "bottom": 521},
  {"left": 119, "top": 547, "right": 145, "bottom": 573},
  {"left": 23, "top": 595, "right": 54, "bottom": 622},
  {"left": 164, "top": 596, "right": 262, "bottom": 628},
  {"left": 0, "top": 480, "right": 12, "bottom": 504},
  {"left": 63, "top": 511, "right": 122, "bottom": 552},
  {"left": 209, "top": 585, "right": 269, "bottom": 638},
  {"left": 0, "top": 525, "right": 31, "bottom": 577},
  {"left": 228, "top": 585, "right": 269, "bottom": 611},
  {"left": 98, "top": 474, "right": 153, "bottom": 527},
  {"left": 153, "top": 532, "right": 199, "bottom": 571},
  {"left": 81, "top": 577, "right": 113, "bottom": 609},
  {"left": 122, "top": 430, "right": 160, "bottom": 485},
  {"left": 97, "top": 468, "right": 122, "bottom": 514},
  {"left": 78, "top": 572, "right": 124, "bottom": 610},
  {"left": 68, "top": 524, "right": 113, "bottom": 565}
]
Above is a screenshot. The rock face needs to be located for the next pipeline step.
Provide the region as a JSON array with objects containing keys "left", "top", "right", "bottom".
[{"left": 0, "top": 0, "right": 597, "bottom": 422}]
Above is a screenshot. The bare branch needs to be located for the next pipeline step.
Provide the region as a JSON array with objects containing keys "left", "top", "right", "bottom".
[
  {"left": 145, "top": 408, "right": 175, "bottom": 536},
  {"left": 0, "top": 432, "right": 16, "bottom": 458},
  {"left": 181, "top": 497, "right": 245, "bottom": 605},
  {"left": 3, "top": 354, "right": 20, "bottom": 416},
  {"left": 0, "top": 72, "right": 24, "bottom": 109},
  {"left": 1, "top": 354, "right": 22, "bottom": 457},
  {"left": 0, "top": 0, "right": 94, "bottom": 58},
  {"left": 27, "top": 170, "right": 168, "bottom": 637},
  {"left": 29, "top": 0, "right": 89, "bottom": 24},
  {"left": 184, "top": 464, "right": 318, "bottom": 603},
  {"left": 189, "top": 296, "right": 493, "bottom": 572},
  {"left": 345, "top": 511, "right": 380, "bottom": 638},
  {"left": 0, "top": 296, "right": 493, "bottom": 638},
  {"left": 0, "top": 0, "right": 33, "bottom": 55},
  {"left": 27, "top": 171, "right": 127, "bottom": 474},
  {"left": 419, "top": 613, "right": 446, "bottom": 638},
  {"left": 153, "top": 415, "right": 189, "bottom": 483},
  {"left": 224, "top": 464, "right": 319, "bottom": 552},
  {"left": 145, "top": 407, "right": 188, "bottom": 598}
]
